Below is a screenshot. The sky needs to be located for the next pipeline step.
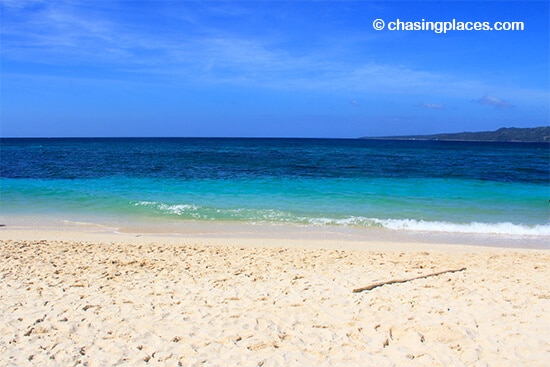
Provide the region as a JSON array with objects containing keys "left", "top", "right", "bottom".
[{"left": 1, "top": 0, "right": 549, "bottom": 138}]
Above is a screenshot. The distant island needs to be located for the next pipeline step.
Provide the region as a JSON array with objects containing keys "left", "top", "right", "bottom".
[{"left": 363, "top": 126, "right": 550, "bottom": 143}]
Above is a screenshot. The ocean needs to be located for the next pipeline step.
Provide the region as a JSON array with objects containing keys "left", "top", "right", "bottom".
[{"left": 1, "top": 138, "right": 549, "bottom": 237}]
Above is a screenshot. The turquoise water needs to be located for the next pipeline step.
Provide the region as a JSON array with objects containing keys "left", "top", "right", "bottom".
[{"left": 1, "top": 138, "right": 549, "bottom": 236}]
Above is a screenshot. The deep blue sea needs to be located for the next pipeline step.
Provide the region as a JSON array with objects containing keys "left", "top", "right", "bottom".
[{"left": 1, "top": 138, "right": 549, "bottom": 236}]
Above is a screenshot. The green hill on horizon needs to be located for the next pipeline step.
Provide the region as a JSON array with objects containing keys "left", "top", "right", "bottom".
[{"left": 365, "top": 126, "right": 550, "bottom": 143}]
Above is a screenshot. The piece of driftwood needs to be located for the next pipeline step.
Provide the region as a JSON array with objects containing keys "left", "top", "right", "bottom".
[{"left": 353, "top": 267, "right": 466, "bottom": 293}]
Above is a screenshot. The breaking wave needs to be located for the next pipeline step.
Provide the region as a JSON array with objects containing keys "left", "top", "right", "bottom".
[{"left": 132, "top": 201, "right": 550, "bottom": 236}]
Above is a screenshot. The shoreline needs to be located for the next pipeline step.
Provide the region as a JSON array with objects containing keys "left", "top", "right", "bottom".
[{"left": 1, "top": 213, "right": 549, "bottom": 250}]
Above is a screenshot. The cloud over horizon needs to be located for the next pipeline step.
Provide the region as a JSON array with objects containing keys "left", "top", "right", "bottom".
[
  {"left": 420, "top": 103, "right": 445, "bottom": 110},
  {"left": 474, "top": 95, "right": 514, "bottom": 110}
]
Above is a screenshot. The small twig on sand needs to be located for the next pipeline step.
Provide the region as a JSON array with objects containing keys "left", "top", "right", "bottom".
[{"left": 353, "top": 267, "right": 466, "bottom": 293}]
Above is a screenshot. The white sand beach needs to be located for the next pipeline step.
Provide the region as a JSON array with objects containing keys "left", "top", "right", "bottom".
[{"left": 1, "top": 226, "right": 549, "bottom": 366}]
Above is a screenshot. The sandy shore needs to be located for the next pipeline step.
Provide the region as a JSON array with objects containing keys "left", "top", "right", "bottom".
[{"left": 1, "top": 227, "right": 549, "bottom": 366}]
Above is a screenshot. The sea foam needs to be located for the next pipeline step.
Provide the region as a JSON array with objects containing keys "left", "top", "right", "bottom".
[
  {"left": 308, "top": 216, "right": 550, "bottom": 236},
  {"left": 133, "top": 201, "right": 550, "bottom": 236}
]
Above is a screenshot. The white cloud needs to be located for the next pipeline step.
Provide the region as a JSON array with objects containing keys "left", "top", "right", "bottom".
[
  {"left": 420, "top": 103, "right": 445, "bottom": 109},
  {"left": 474, "top": 95, "right": 514, "bottom": 109}
]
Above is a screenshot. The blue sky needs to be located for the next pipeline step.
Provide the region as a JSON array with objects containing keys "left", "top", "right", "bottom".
[{"left": 1, "top": 0, "right": 548, "bottom": 138}]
